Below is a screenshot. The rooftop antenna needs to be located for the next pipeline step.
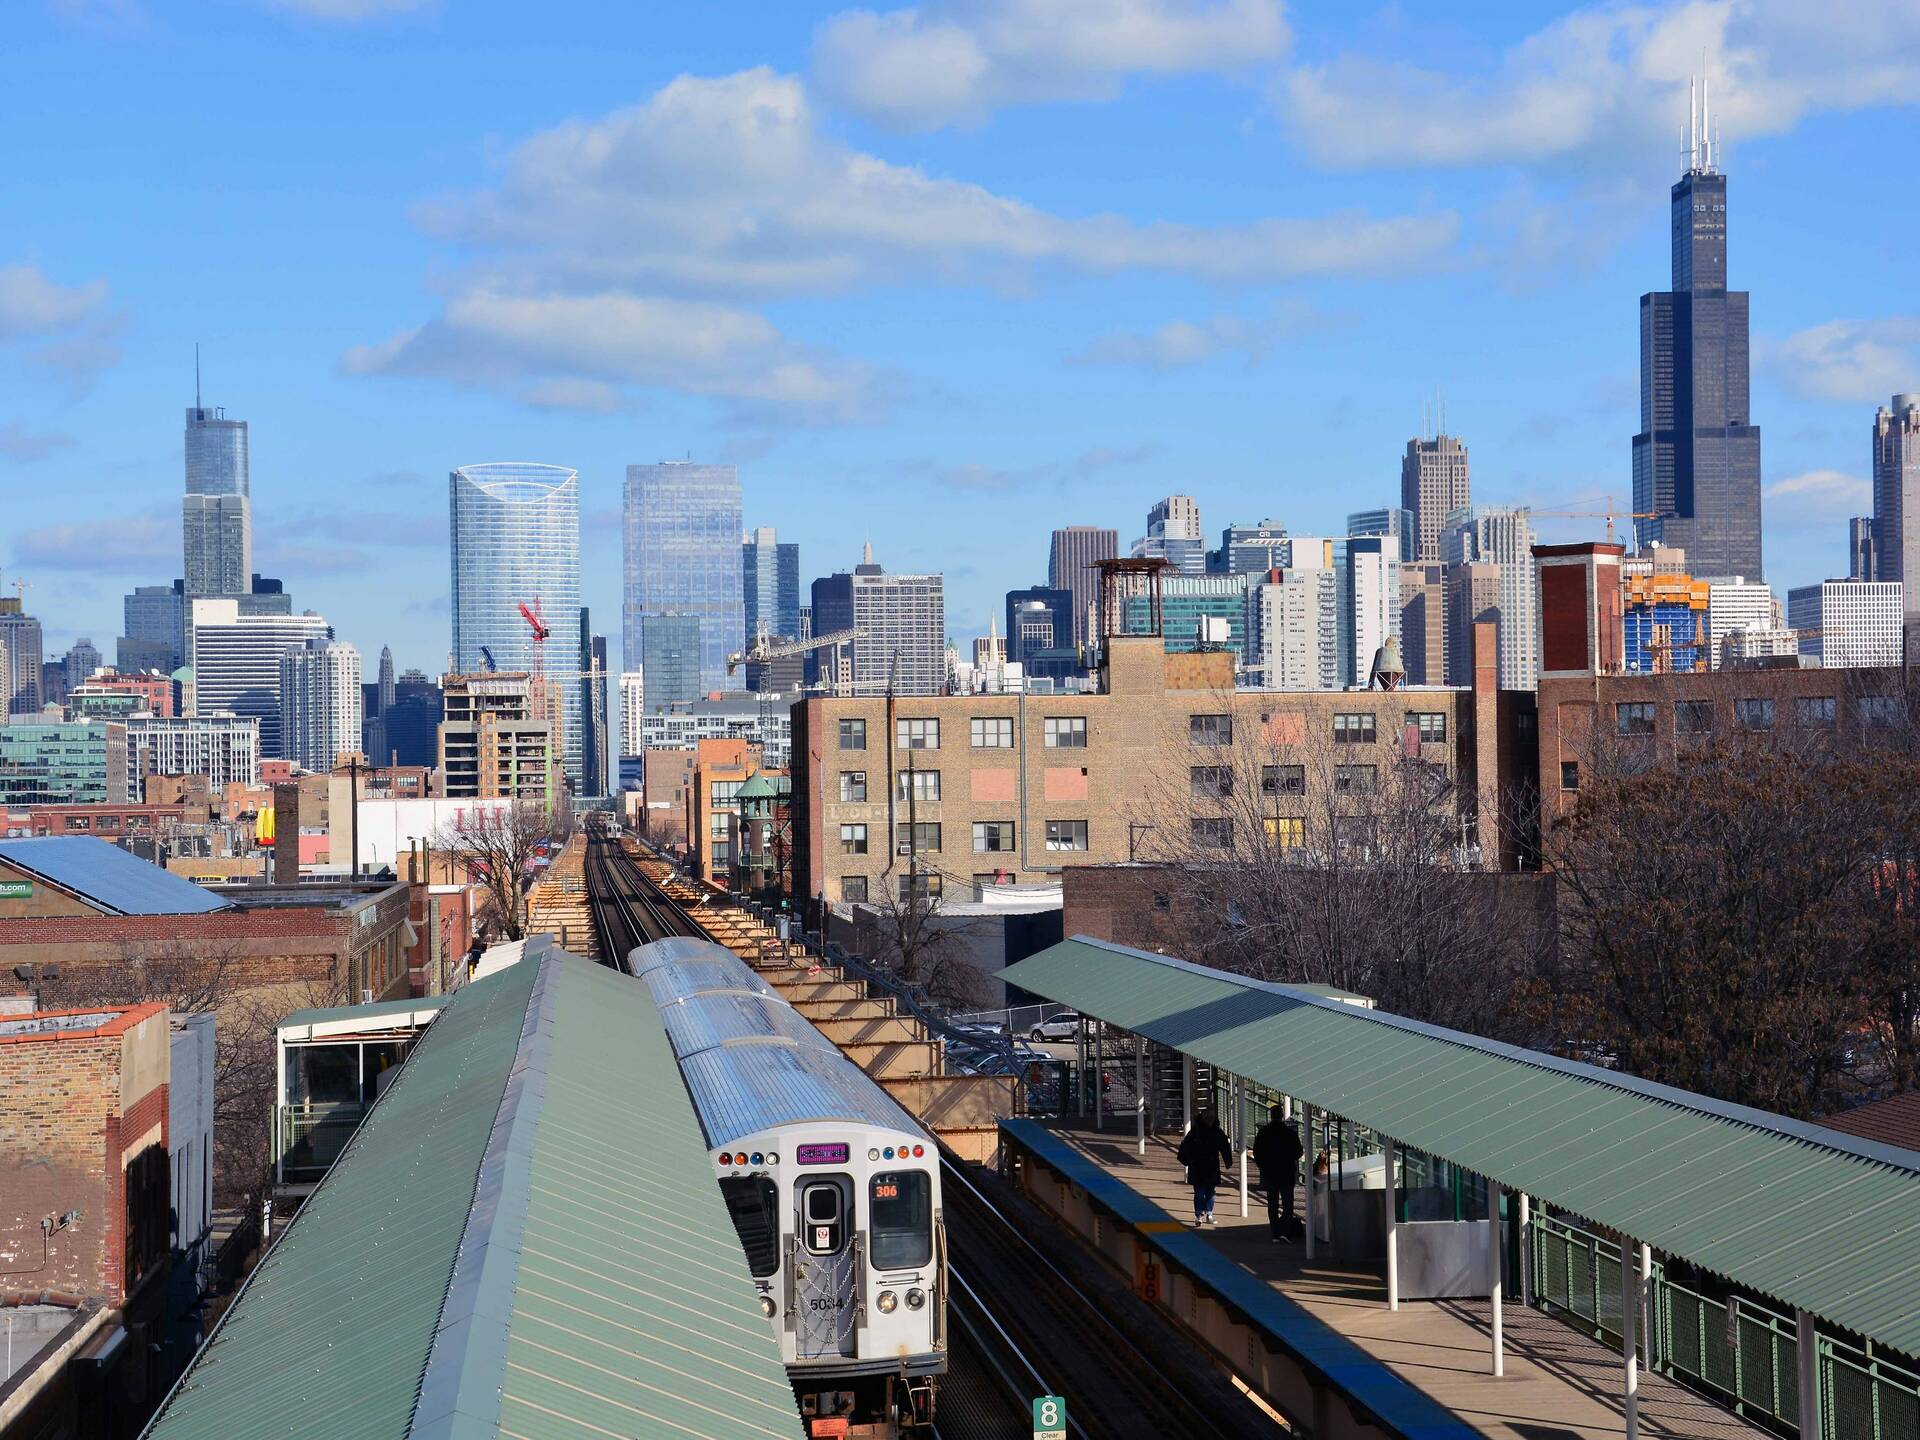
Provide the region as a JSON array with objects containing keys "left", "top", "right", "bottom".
[
  {"left": 1701, "top": 55, "right": 1712, "bottom": 172},
  {"left": 1688, "top": 74, "right": 1698, "bottom": 172},
  {"left": 195, "top": 343, "right": 202, "bottom": 412}
]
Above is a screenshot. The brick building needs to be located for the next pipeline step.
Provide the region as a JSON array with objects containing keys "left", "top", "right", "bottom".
[
  {"left": 0, "top": 1002, "right": 175, "bottom": 1439},
  {"left": 790, "top": 631, "right": 1536, "bottom": 920}
]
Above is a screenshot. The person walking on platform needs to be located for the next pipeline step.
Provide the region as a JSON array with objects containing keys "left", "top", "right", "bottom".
[
  {"left": 1252, "top": 1110, "right": 1304, "bottom": 1242},
  {"left": 1177, "top": 1109, "right": 1233, "bottom": 1226}
]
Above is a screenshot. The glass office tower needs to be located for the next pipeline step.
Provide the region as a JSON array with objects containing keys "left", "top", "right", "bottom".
[
  {"left": 623, "top": 462, "right": 743, "bottom": 693},
  {"left": 184, "top": 403, "right": 252, "bottom": 595},
  {"left": 449, "top": 463, "right": 583, "bottom": 792}
]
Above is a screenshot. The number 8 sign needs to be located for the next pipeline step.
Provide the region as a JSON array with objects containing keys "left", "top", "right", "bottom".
[{"left": 1033, "top": 1395, "right": 1067, "bottom": 1440}]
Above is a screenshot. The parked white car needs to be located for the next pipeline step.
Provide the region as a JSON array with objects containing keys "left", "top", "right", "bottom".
[{"left": 1028, "top": 1011, "right": 1085, "bottom": 1042}]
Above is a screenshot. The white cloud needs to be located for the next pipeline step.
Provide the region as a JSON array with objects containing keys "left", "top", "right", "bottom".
[
  {"left": 0, "top": 263, "right": 109, "bottom": 338},
  {"left": 1769, "top": 318, "right": 1920, "bottom": 405},
  {"left": 415, "top": 68, "right": 1454, "bottom": 298},
  {"left": 345, "top": 287, "right": 889, "bottom": 423},
  {"left": 813, "top": 0, "right": 1289, "bottom": 129},
  {"left": 266, "top": 0, "right": 431, "bottom": 18},
  {"left": 12, "top": 511, "right": 174, "bottom": 573},
  {"left": 1072, "top": 298, "right": 1333, "bottom": 369},
  {"left": 0, "top": 424, "right": 75, "bottom": 461},
  {"left": 906, "top": 441, "right": 1156, "bottom": 490},
  {"left": 1766, "top": 468, "right": 1871, "bottom": 509},
  {"left": 1279, "top": 0, "right": 1920, "bottom": 172}
]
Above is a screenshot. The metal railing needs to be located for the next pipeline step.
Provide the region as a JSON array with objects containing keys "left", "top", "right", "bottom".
[
  {"left": 273, "top": 1102, "right": 367, "bottom": 1185},
  {"left": 1530, "top": 1209, "right": 1920, "bottom": 1440}
]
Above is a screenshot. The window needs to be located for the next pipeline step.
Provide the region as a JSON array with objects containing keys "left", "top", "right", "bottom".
[
  {"left": 1044, "top": 716, "right": 1087, "bottom": 748},
  {"left": 1675, "top": 700, "right": 1713, "bottom": 734},
  {"left": 1265, "top": 816, "right": 1305, "bottom": 849},
  {"left": 711, "top": 779, "right": 743, "bottom": 805},
  {"left": 1615, "top": 702, "right": 1655, "bottom": 736},
  {"left": 869, "top": 1171, "right": 933, "bottom": 1269},
  {"left": 1045, "top": 819, "right": 1088, "bottom": 851},
  {"left": 1333, "top": 712, "right": 1377, "bottom": 744},
  {"left": 1333, "top": 764, "right": 1377, "bottom": 794},
  {"left": 839, "top": 823, "right": 868, "bottom": 855},
  {"left": 1518, "top": 710, "right": 1536, "bottom": 738},
  {"left": 896, "top": 769, "right": 942, "bottom": 802},
  {"left": 1860, "top": 695, "right": 1901, "bottom": 727},
  {"left": 839, "top": 771, "right": 867, "bottom": 803},
  {"left": 710, "top": 813, "right": 732, "bottom": 838},
  {"left": 719, "top": 1176, "right": 780, "bottom": 1277},
  {"left": 897, "top": 718, "right": 940, "bottom": 749},
  {"left": 1407, "top": 711, "right": 1447, "bottom": 744},
  {"left": 1561, "top": 760, "right": 1580, "bottom": 791},
  {"left": 898, "top": 872, "right": 943, "bottom": 900},
  {"left": 1797, "top": 696, "right": 1837, "bottom": 729},
  {"left": 1334, "top": 815, "right": 1376, "bottom": 856},
  {"left": 839, "top": 717, "right": 867, "bottom": 751},
  {"left": 897, "top": 822, "right": 942, "bottom": 853},
  {"left": 971, "top": 716, "right": 1013, "bottom": 748},
  {"left": 1189, "top": 714, "right": 1232, "bottom": 746},
  {"left": 842, "top": 875, "right": 869, "bottom": 903},
  {"left": 973, "top": 821, "right": 1015, "bottom": 853},
  {"left": 1189, "top": 765, "right": 1232, "bottom": 799},
  {"left": 1191, "top": 817, "right": 1233, "bottom": 849},
  {"left": 1261, "top": 764, "right": 1306, "bottom": 796},
  {"left": 1736, "top": 698, "right": 1774, "bottom": 731}
]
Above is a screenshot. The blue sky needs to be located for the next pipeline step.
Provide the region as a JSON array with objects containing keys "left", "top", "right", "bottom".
[{"left": 5, "top": 0, "right": 1919, "bottom": 678}]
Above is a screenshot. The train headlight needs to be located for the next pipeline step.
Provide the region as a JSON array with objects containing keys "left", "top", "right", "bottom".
[
  {"left": 868, "top": 1148, "right": 880, "bottom": 1161},
  {"left": 905, "top": 1288, "right": 926, "bottom": 1311},
  {"left": 760, "top": 1294, "right": 777, "bottom": 1318},
  {"left": 766, "top": 1151, "right": 778, "bottom": 1165},
  {"left": 876, "top": 1290, "right": 898, "bottom": 1314}
]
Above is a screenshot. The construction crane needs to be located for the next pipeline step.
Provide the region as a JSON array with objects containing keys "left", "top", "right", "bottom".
[
  {"left": 518, "top": 599, "right": 552, "bottom": 727},
  {"left": 727, "top": 624, "right": 866, "bottom": 695},
  {"left": 478, "top": 646, "right": 498, "bottom": 672},
  {"left": 1527, "top": 496, "right": 1661, "bottom": 546}
]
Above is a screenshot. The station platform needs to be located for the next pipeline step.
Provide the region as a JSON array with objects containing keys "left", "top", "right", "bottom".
[{"left": 1006, "top": 1118, "right": 1763, "bottom": 1440}]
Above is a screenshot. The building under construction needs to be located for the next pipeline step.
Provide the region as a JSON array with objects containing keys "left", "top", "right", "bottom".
[{"left": 436, "top": 672, "right": 558, "bottom": 803}]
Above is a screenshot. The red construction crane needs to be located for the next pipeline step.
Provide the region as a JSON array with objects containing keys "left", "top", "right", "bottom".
[{"left": 518, "top": 599, "right": 551, "bottom": 726}]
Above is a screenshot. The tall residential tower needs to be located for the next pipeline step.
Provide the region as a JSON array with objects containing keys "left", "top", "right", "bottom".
[
  {"left": 623, "top": 462, "right": 743, "bottom": 695},
  {"left": 1047, "top": 527, "right": 1118, "bottom": 650},
  {"left": 183, "top": 379, "right": 252, "bottom": 596}
]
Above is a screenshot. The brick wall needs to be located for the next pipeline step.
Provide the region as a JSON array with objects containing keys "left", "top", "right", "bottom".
[{"left": 1058, "top": 863, "right": 1198, "bottom": 955}]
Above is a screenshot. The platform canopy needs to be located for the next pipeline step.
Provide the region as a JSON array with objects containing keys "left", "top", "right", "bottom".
[{"left": 1000, "top": 935, "right": 1920, "bottom": 1359}]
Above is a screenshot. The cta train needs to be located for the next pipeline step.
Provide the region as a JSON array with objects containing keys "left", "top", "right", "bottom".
[{"left": 624, "top": 937, "right": 946, "bottom": 1435}]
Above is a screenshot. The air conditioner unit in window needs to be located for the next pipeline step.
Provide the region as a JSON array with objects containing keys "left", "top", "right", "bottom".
[{"left": 897, "top": 842, "right": 913, "bottom": 856}]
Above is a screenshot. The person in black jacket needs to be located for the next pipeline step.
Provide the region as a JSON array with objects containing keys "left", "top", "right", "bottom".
[
  {"left": 1252, "top": 1111, "right": 1304, "bottom": 1241},
  {"left": 1176, "top": 1110, "right": 1234, "bottom": 1226}
]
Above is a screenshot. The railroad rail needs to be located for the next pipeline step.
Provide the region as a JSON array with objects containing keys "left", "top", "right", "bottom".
[{"left": 582, "top": 832, "right": 1284, "bottom": 1440}]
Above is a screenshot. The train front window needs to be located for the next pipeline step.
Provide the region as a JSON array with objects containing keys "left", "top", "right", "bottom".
[
  {"left": 869, "top": 1171, "right": 932, "bottom": 1270},
  {"left": 719, "top": 1175, "right": 780, "bottom": 1277}
]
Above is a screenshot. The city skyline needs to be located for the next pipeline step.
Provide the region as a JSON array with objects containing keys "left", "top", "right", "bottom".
[{"left": 5, "top": 3, "right": 1919, "bottom": 679}]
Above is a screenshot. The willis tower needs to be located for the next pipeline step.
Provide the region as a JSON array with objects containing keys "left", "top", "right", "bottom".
[{"left": 1632, "top": 77, "right": 1763, "bottom": 580}]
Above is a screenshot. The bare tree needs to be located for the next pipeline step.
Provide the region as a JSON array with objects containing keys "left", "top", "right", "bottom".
[
  {"left": 853, "top": 878, "right": 990, "bottom": 1013},
  {"left": 433, "top": 800, "right": 573, "bottom": 941},
  {"left": 1133, "top": 697, "right": 1548, "bottom": 1039}
]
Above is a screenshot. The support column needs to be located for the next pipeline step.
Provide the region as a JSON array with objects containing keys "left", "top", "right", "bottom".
[
  {"left": 1135, "top": 1034, "right": 1147, "bottom": 1156},
  {"left": 1076, "top": 1020, "right": 1087, "bottom": 1118},
  {"left": 1182, "top": 1052, "right": 1194, "bottom": 1133},
  {"left": 1303, "top": 1105, "right": 1318, "bottom": 1261},
  {"left": 1488, "top": 1180, "right": 1505, "bottom": 1376},
  {"left": 1383, "top": 1139, "right": 1399, "bottom": 1309},
  {"left": 1241, "top": 1131, "right": 1250, "bottom": 1218},
  {"left": 1518, "top": 1193, "right": 1532, "bottom": 1308},
  {"left": 1094, "top": 1022, "right": 1104, "bottom": 1130},
  {"left": 1623, "top": 1238, "right": 1644, "bottom": 1440},
  {"left": 1796, "top": 1310, "right": 1819, "bottom": 1440}
]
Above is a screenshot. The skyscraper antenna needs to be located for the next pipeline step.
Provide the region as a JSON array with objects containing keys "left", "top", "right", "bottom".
[
  {"left": 1688, "top": 75, "right": 1698, "bottom": 172},
  {"left": 195, "top": 343, "right": 202, "bottom": 412},
  {"left": 1701, "top": 54, "right": 1712, "bottom": 172}
]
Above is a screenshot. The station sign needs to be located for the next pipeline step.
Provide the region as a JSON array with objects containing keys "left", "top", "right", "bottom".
[{"left": 1033, "top": 1395, "right": 1067, "bottom": 1440}]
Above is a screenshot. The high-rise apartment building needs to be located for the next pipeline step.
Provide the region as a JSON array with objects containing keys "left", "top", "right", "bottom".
[
  {"left": 1247, "top": 566, "right": 1338, "bottom": 689},
  {"left": 64, "top": 639, "right": 101, "bottom": 689},
  {"left": 581, "top": 618, "right": 609, "bottom": 798},
  {"left": 1632, "top": 89, "right": 1764, "bottom": 580},
  {"left": 1398, "top": 563, "right": 1447, "bottom": 686},
  {"left": 279, "top": 636, "right": 363, "bottom": 773},
  {"left": 624, "top": 462, "right": 743, "bottom": 695},
  {"left": 449, "top": 462, "right": 582, "bottom": 791},
  {"left": 1047, "top": 527, "right": 1118, "bottom": 650},
  {"left": 1705, "top": 579, "right": 1775, "bottom": 669},
  {"left": 618, "top": 671, "right": 645, "bottom": 765},
  {"left": 742, "top": 526, "right": 801, "bottom": 647},
  {"left": 1787, "top": 581, "right": 1903, "bottom": 669},
  {"left": 809, "top": 546, "right": 946, "bottom": 695},
  {"left": 0, "top": 598, "right": 46, "bottom": 717},
  {"left": 1444, "top": 562, "right": 1503, "bottom": 687},
  {"left": 185, "top": 598, "right": 329, "bottom": 759},
  {"left": 1210, "top": 520, "right": 1290, "bottom": 577},
  {"left": 1401, "top": 437, "right": 1471, "bottom": 563},
  {"left": 1340, "top": 536, "right": 1400, "bottom": 686},
  {"left": 183, "top": 397, "right": 252, "bottom": 596},
  {"left": 437, "top": 673, "right": 555, "bottom": 802},
  {"left": 1872, "top": 395, "right": 1920, "bottom": 631},
  {"left": 1444, "top": 508, "right": 1539, "bottom": 688},
  {"left": 639, "top": 616, "right": 704, "bottom": 713},
  {"left": 1349, "top": 508, "right": 1416, "bottom": 566},
  {"left": 125, "top": 711, "right": 260, "bottom": 791}
]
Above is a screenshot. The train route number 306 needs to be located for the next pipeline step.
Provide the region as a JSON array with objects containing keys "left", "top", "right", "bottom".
[{"left": 1032, "top": 1395, "right": 1067, "bottom": 1440}]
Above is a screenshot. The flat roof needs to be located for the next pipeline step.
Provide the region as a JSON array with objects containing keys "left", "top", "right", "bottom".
[
  {"left": 1000, "top": 935, "right": 1920, "bottom": 1358},
  {"left": 144, "top": 938, "right": 802, "bottom": 1440},
  {"left": 0, "top": 837, "right": 234, "bottom": 915}
]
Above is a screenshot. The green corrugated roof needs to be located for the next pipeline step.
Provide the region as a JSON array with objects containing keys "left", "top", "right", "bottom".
[
  {"left": 1000, "top": 936, "right": 1920, "bottom": 1359},
  {"left": 145, "top": 940, "right": 803, "bottom": 1440}
]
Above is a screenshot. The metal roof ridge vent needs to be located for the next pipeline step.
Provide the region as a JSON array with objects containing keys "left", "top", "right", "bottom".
[
  {"left": 408, "top": 947, "right": 560, "bottom": 1439},
  {"left": 1054, "top": 934, "right": 1920, "bottom": 1178}
]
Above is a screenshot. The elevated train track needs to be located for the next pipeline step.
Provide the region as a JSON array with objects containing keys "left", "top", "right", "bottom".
[{"left": 581, "top": 829, "right": 1283, "bottom": 1440}]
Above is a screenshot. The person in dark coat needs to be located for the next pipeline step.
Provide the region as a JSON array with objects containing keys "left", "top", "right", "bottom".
[
  {"left": 1176, "top": 1110, "right": 1234, "bottom": 1226},
  {"left": 1252, "top": 1111, "right": 1304, "bottom": 1241}
]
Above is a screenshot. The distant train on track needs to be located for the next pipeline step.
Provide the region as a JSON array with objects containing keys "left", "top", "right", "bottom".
[{"left": 623, "top": 936, "right": 946, "bottom": 1436}]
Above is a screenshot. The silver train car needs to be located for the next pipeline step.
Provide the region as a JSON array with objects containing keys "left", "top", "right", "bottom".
[{"left": 625, "top": 937, "right": 946, "bottom": 1434}]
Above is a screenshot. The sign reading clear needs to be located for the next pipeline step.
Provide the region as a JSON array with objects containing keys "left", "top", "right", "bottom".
[
  {"left": 1033, "top": 1395, "right": 1067, "bottom": 1440},
  {"left": 0, "top": 880, "right": 32, "bottom": 899}
]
